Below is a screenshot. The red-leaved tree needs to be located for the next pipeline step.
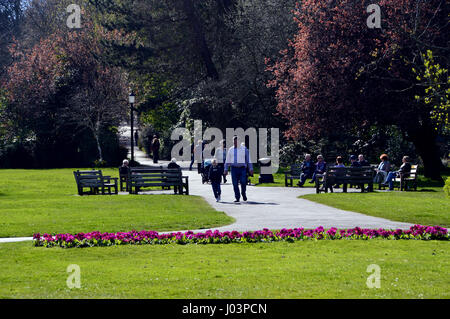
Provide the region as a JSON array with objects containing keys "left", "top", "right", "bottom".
[
  {"left": 268, "top": 0, "right": 448, "bottom": 179},
  {"left": 4, "top": 19, "right": 129, "bottom": 162}
]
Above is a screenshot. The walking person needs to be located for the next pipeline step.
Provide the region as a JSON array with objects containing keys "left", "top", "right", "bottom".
[
  {"left": 214, "top": 139, "right": 228, "bottom": 183},
  {"left": 151, "top": 135, "right": 160, "bottom": 164},
  {"left": 189, "top": 141, "right": 195, "bottom": 171},
  {"left": 194, "top": 140, "right": 204, "bottom": 173},
  {"left": 224, "top": 136, "right": 253, "bottom": 203},
  {"left": 134, "top": 131, "right": 139, "bottom": 146},
  {"left": 209, "top": 159, "right": 223, "bottom": 202}
]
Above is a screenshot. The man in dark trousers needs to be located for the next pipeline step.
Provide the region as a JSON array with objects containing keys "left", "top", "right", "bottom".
[
  {"left": 209, "top": 159, "right": 223, "bottom": 202},
  {"left": 298, "top": 154, "right": 315, "bottom": 187},
  {"left": 224, "top": 136, "right": 253, "bottom": 203},
  {"left": 151, "top": 135, "right": 160, "bottom": 163}
]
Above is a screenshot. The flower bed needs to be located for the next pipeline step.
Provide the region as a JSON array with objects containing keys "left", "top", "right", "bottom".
[{"left": 33, "top": 225, "right": 448, "bottom": 248}]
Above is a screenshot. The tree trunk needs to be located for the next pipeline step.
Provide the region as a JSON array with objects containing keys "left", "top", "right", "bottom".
[
  {"left": 94, "top": 133, "right": 103, "bottom": 162},
  {"left": 405, "top": 122, "right": 443, "bottom": 181},
  {"left": 182, "top": 0, "right": 219, "bottom": 80},
  {"left": 94, "top": 121, "right": 103, "bottom": 162}
]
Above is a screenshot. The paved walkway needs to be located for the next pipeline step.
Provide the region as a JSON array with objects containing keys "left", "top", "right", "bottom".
[
  {"left": 121, "top": 142, "right": 412, "bottom": 231},
  {"left": 0, "top": 128, "right": 412, "bottom": 244}
]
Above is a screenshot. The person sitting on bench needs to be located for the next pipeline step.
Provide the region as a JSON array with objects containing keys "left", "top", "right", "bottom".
[
  {"left": 374, "top": 153, "right": 391, "bottom": 184},
  {"left": 350, "top": 155, "right": 361, "bottom": 167},
  {"left": 383, "top": 156, "right": 411, "bottom": 191},
  {"left": 333, "top": 156, "right": 346, "bottom": 188},
  {"left": 168, "top": 158, "right": 180, "bottom": 169},
  {"left": 310, "top": 155, "right": 327, "bottom": 183},
  {"left": 298, "top": 154, "right": 316, "bottom": 187},
  {"left": 119, "top": 159, "right": 130, "bottom": 192},
  {"left": 335, "top": 156, "right": 345, "bottom": 168},
  {"left": 119, "top": 159, "right": 130, "bottom": 175},
  {"left": 358, "top": 154, "right": 370, "bottom": 167}
]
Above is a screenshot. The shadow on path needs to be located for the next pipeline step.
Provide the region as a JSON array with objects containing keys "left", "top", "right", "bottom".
[{"left": 219, "top": 201, "right": 279, "bottom": 206}]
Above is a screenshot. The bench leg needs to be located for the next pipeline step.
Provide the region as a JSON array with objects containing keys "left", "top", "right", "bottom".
[{"left": 343, "top": 184, "right": 347, "bottom": 193}]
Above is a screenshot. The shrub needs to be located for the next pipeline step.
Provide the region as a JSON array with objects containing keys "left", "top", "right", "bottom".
[
  {"left": 444, "top": 177, "right": 450, "bottom": 196},
  {"left": 0, "top": 142, "right": 36, "bottom": 168}
]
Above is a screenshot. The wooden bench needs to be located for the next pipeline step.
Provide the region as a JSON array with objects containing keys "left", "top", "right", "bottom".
[
  {"left": 316, "top": 166, "right": 374, "bottom": 193},
  {"left": 284, "top": 164, "right": 302, "bottom": 187},
  {"left": 395, "top": 164, "right": 418, "bottom": 191},
  {"left": 128, "top": 167, "right": 189, "bottom": 195},
  {"left": 377, "top": 164, "right": 418, "bottom": 191},
  {"left": 73, "top": 170, "right": 118, "bottom": 196}
]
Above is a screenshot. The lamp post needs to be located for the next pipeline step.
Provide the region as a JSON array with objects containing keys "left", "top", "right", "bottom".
[{"left": 129, "top": 91, "right": 136, "bottom": 163}]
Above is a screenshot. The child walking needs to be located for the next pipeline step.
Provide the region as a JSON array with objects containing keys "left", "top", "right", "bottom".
[{"left": 208, "top": 158, "right": 223, "bottom": 202}]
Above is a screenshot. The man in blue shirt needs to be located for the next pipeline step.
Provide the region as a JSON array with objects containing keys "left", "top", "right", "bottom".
[
  {"left": 310, "top": 155, "right": 327, "bottom": 183},
  {"left": 298, "top": 154, "right": 316, "bottom": 187},
  {"left": 224, "top": 136, "right": 254, "bottom": 202}
]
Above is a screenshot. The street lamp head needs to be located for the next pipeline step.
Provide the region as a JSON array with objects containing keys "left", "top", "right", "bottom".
[{"left": 129, "top": 91, "right": 135, "bottom": 104}]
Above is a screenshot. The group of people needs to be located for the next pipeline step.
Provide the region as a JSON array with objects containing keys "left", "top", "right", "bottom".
[
  {"left": 121, "top": 135, "right": 253, "bottom": 203},
  {"left": 297, "top": 153, "right": 412, "bottom": 191}
]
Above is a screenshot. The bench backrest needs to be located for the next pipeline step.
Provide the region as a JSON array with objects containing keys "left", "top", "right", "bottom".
[
  {"left": 290, "top": 164, "right": 302, "bottom": 176},
  {"left": 326, "top": 166, "right": 374, "bottom": 182},
  {"left": 129, "top": 167, "right": 182, "bottom": 187},
  {"left": 74, "top": 170, "right": 104, "bottom": 187},
  {"left": 405, "top": 164, "right": 418, "bottom": 179}
]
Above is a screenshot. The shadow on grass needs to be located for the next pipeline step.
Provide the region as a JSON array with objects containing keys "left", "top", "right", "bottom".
[{"left": 418, "top": 189, "right": 438, "bottom": 192}]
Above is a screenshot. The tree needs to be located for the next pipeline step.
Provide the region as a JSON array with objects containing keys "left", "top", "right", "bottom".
[
  {"left": 0, "top": 0, "right": 23, "bottom": 76},
  {"left": 268, "top": 0, "right": 449, "bottom": 179},
  {"left": 3, "top": 10, "right": 128, "bottom": 166},
  {"left": 413, "top": 50, "right": 449, "bottom": 131}
]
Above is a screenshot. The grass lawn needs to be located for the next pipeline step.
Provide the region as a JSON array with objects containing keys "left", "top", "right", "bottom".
[
  {"left": 250, "top": 168, "right": 316, "bottom": 188},
  {"left": 301, "top": 176, "right": 450, "bottom": 227},
  {"left": 0, "top": 240, "right": 448, "bottom": 298},
  {"left": 0, "top": 169, "right": 234, "bottom": 237}
]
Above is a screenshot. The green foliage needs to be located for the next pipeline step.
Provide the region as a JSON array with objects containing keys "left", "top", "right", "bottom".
[
  {"left": 413, "top": 50, "right": 449, "bottom": 131},
  {"left": 444, "top": 177, "right": 450, "bottom": 197}
]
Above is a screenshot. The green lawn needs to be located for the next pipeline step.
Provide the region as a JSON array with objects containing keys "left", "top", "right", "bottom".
[
  {"left": 301, "top": 178, "right": 450, "bottom": 227},
  {"left": 1, "top": 240, "right": 448, "bottom": 298},
  {"left": 0, "top": 169, "right": 234, "bottom": 237},
  {"left": 250, "top": 170, "right": 316, "bottom": 188}
]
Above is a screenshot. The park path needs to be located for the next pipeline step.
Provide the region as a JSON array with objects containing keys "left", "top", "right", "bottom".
[
  {"left": 0, "top": 127, "right": 412, "bottom": 244},
  {"left": 124, "top": 130, "right": 412, "bottom": 231}
]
